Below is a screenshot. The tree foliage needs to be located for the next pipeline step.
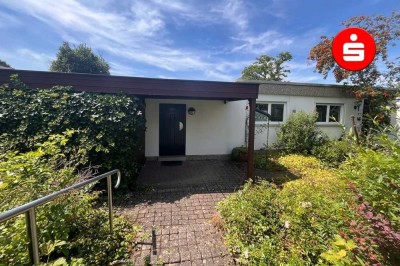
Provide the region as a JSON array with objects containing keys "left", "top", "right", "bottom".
[
  {"left": 309, "top": 12, "right": 400, "bottom": 86},
  {"left": 308, "top": 12, "right": 400, "bottom": 130},
  {"left": 0, "top": 59, "right": 11, "bottom": 68},
  {"left": 241, "top": 52, "right": 293, "bottom": 81},
  {"left": 50, "top": 42, "right": 110, "bottom": 74}
]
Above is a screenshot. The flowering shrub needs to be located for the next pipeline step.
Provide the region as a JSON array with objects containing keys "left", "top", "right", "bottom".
[
  {"left": 217, "top": 181, "right": 282, "bottom": 265},
  {"left": 220, "top": 138, "right": 400, "bottom": 265},
  {"left": 278, "top": 154, "right": 321, "bottom": 173},
  {"left": 218, "top": 155, "right": 354, "bottom": 265},
  {"left": 339, "top": 126, "right": 400, "bottom": 265}
]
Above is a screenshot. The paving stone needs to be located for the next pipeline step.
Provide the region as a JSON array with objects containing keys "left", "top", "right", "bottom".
[
  {"left": 116, "top": 160, "right": 243, "bottom": 265},
  {"left": 180, "top": 261, "right": 191, "bottom": 266}
]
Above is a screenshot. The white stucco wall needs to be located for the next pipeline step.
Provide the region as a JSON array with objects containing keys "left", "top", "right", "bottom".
[
  {"left": 390, "top": 97, "right": 400, "bottom": 128},
  {"left": 145, "top": 98, "right": 247, "bottom": 157},
  {"left": 254, "top": 94, "right": 362, "bottom": 150}
]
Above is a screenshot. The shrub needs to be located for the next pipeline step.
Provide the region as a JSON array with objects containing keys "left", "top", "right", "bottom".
[
  {"left": 337, "top": 123, "right": 400, "bottom": 265},
  {"left": 254, "top": 151, "right": 286, "bottom": 172},
  {"left": 0, "top": 134, "right": 141, "bottom": 265},
  {"left": 0, "top": 75, "right": 145, "bottom": 189},
  {"left": 254, "top": 155, "right": 286, "bottom": 172},
  {"left": 217, "top": 181, "right": 281, "bottom": 265},
  {"left": 278, "top": 154, "right": 321, "bottom": 173},
  {"left": 231, "top": 146, "right": 248, "bottom": 161},
  {"left": 341, "top": 133, "right": 400, "bottom": 230},
  {"left": 218, "top": 155, "right": 355, "bottom": 265},
  {"left": 277, "top": 111, "right": 327, "bottom": 154},
  {"left": 312, "top": 139, "right": 351, "bottom": 167}
]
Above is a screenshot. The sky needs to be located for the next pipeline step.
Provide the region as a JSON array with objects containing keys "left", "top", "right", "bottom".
[{"left": 0, "top": 0, "right": 399, "bottom": 84}]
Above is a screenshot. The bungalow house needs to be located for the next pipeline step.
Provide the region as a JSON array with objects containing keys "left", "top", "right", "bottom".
[
  {"left": 0, "top": 69, "right": 364, "bottom": 178},
  {"left": 145, "top": 80, "right": 365, "bottom": 160},
  {"left": 251, "top": 80, "right": 363, "bottom": 149},
  {"left": 145, "top": 80, "right": 362, "bottom": 158}
]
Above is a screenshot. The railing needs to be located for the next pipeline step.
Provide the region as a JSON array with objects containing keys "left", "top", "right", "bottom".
[{"left": 0, "top": 169, "right": 121, "bottom": 266}]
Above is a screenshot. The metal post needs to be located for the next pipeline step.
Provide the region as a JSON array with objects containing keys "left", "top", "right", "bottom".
[
  {"left": 25, "top": 208, "right": 40, "bottom": 265},
  {"left": 351, "top": 115, "right": 360, "bottom": 144},
  {"left": 107, "top": 175, "right": 113, "bottom": 234}
]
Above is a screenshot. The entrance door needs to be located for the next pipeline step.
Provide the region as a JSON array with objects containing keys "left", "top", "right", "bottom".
[{"left": 159, "top": 104, "right": 186, "bottom": 156}]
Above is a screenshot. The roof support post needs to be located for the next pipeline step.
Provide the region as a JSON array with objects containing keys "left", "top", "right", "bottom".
[{"left": 247, "top": 98, "right": 256, "bottom": 181}]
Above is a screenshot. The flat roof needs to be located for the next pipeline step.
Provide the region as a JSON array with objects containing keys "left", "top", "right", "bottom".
[
  {"left": 237, "top": 79, "right": 346, "bottom": 88},
  {"left": 0, "top": 69, "right": 259, "bottom": 100}
]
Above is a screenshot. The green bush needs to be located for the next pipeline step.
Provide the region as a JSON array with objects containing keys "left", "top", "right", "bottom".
[
  {"left": 340, "top": 133, "right": 400, "bottom": 230},
  {"left": 254, "top": 155, "right": 286, "bottom": 172},
  {"left": 278, "top": 154, "right": 321, "bottom": 173},
  {"left": 312, "top": 139, "right": 351, "bottom": 167},
  {"left": 217, "top": 181, "right": 281, "bottom": 265},
  {"left": 0, "top": 75, "right": 145, "bottom": 189},
  {"left": 337, "top": 126, "right": 400, "bottom": 264},
  {"left": 0, "top": 134, "right": 141, "bottom": 265},
  {"left": 218, "top": 155, "right": 355, "bottom": 265},
  {"left": 231, "top": 146, "right": 248, "bottom": 161},
  {"left": 277, "top": 111, "right": 327, "bottom": 154}
]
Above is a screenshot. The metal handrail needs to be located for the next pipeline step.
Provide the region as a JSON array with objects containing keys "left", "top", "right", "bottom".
[{"left": 0, "top": 169, "right": 121, "bottom": 265}]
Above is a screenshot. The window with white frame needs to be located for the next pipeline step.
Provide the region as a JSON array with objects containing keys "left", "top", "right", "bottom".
[
  {"left": 316, "top": 104, "right": 342, "bottom": 122},
  {"left": 256, "top": 103, "right": 285, "bottom": 122}
]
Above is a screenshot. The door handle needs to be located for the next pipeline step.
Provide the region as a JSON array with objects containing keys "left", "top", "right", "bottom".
[{"left": 179, "top": 122, "right": 184, "bottom": 131}]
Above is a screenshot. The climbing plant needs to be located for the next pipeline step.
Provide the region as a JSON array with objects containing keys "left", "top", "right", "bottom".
[{"left": 0, "top": 75, "right": 146, "bottom": 189}]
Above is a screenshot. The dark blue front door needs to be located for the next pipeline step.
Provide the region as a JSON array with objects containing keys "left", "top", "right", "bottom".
[{"left": 159, "top": 104, "right": 186, "bottom": 156}]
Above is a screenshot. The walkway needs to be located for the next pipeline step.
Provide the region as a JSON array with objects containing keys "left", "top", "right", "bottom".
[{"left": 116, "top": 160, "right": 245, "bottom": 265}]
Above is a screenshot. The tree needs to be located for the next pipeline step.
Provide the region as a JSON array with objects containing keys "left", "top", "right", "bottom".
[
  {"left": 308, "top": 12, "right": 400, "bottom": 131},
  {"left": 50, "top": 42, "right": 110, "bottom": 74},
  {"left": 241, "top": 52, "right": 293, "bottom": 81},
  {"left": 0, "top": 59, "right": 11, "bottom": 68}
]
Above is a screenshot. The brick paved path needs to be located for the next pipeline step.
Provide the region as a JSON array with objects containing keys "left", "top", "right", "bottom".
[{"left": 116, "top": 160, "right": 244, "bottom": 265}]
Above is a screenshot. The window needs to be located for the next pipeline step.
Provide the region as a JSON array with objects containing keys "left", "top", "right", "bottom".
[
  {"left": 256, "top": 103, "right": 285, "bottom": 122},
  {"left": 256, "top": 103, "right": 269, "bottom": 121},
  {"left": 316, "top": 104, "right": 342, "bottom": 122}
]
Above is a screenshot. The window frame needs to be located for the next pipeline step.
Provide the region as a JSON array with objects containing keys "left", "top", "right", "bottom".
[
  {"left": 315, "top": 103, "right": 343, "bottom": 123},
  {"left": 255, "top": 102, "right": 286, "bottom": 123}
]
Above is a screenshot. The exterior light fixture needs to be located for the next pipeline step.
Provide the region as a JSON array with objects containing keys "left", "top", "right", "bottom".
[
  {"left": 188, "top": 107, "right": 196, "bottom": 115},
  {"left": 354, "top": 101, "right": 361, "bottom": 110}
]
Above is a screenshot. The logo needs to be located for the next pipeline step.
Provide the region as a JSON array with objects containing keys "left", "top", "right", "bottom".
[{"left": 332, "top": 27, "right": 376, "bottom": 71}]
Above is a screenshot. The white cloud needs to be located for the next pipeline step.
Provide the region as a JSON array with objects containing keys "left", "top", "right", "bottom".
[
  {"left": 16, "top": 48, "right": 53, "bottom": 62},
  {"left": 130, "top": 1, "right": 165, "bottom": 36},
  {"left": 109, "top": 62, "right": 142, "bottom": 77},
  {"left": 262, "top": 0, "right": 290, "bottom": 19},
  {"left": 0, "top": 48, "right": 53, "bottom": 70},
  {"left": 211, "top": 0, "right": 249, "bottom": 29},
  {"left": 232, "top": 31, "right": 294, "bottom": 54},
  {"left": 1, "top": 0, "right": 314, "bottom": 82}
]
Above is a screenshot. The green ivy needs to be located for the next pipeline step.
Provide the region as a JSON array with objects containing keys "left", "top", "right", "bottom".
[{"left": 0, "top": 75, "right": 145, "bottom": 189}]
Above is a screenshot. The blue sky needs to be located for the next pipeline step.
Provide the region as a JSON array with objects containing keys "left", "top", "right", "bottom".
[{"left": 0, "top": 0, "right": 399, "bottom": 83}]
